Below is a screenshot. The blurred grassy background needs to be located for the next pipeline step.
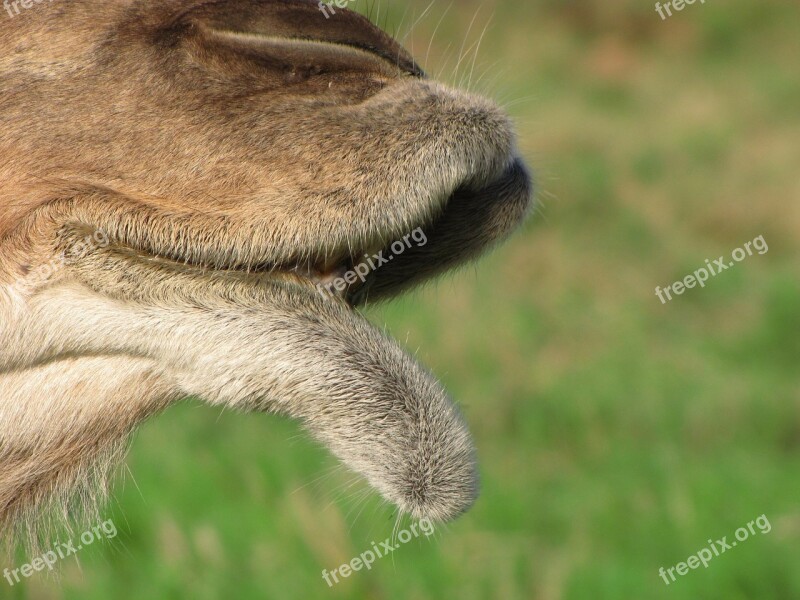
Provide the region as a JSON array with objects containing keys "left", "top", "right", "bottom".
[{"left": 12, "top": 0, "right": 800, "bottom": 598}]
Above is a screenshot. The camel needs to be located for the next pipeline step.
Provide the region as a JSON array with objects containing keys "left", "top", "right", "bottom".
[{"left": 0, "top": 0, "right": 533, "bottom": 544}]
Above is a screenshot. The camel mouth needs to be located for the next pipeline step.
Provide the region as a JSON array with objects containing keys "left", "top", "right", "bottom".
[
  {"left": 113, "top": 152, "right": 529, "bottom": 308},
  {"left": 48, "top": 155, "right": 528, "bottom": 529}
]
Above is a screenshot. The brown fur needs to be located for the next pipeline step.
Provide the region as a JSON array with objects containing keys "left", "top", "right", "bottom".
[{"left": 0, "top": 0, "right": 532, "bottom": 545}]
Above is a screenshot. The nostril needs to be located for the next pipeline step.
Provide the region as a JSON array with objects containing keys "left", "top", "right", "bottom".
[
  {"left": 185, "top": 0, "right": 424, "bottom": 77},
  {"left": 194, "top": 27, "right": 421, "bottom": 83}
]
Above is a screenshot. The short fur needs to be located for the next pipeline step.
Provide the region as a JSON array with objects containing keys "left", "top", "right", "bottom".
[{"left": 0, "top": 0, "right": 532, "bottom": 543}]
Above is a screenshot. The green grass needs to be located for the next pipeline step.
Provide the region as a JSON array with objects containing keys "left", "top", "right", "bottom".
[{"left": 8, "top": 1, "right": 800, "bottom": 598}]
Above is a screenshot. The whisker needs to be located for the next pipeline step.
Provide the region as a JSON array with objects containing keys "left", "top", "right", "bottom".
[
  {"left": 467, "top": 14, "right": 493, "bottom": 92},
  {"left": 290, "top": 462, "right": 345, "bottom": 495},
  {"left": 471, "top": 60, "right": 507, "bottom": 96},
  {"left": 453, "top": 6, "right": 481, "bottom": 86},
  {"left": 346, "top": 489, "right": 374, "bottom": 532},
  {"left": 400, "top": 0, "right": 436, "bottom": 46},
  {"left": 425, "top": 2, "right": 453, "bottom": 73},
  {"left": 434, "top": 41, "right": 455, "bottom": 83}
]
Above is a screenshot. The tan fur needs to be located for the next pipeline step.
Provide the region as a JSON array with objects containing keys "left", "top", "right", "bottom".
[{"left": 0, "top": 0, "right": 532, "bottom": 544}]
